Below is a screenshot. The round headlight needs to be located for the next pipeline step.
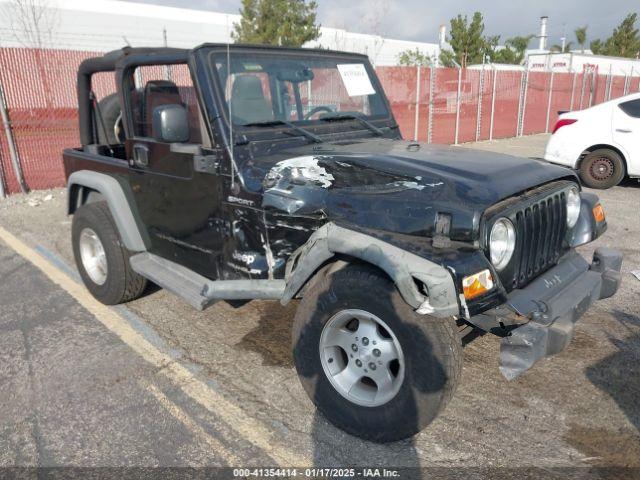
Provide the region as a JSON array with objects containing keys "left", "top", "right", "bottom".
[
  {"left": 566, "top": 186, "right": 581, "bottom": 228},
  {"left": 490, "top": 218, "right": 516, "bottom": 271}
]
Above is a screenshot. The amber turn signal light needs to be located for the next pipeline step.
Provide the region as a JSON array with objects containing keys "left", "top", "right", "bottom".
[
  {"left": 593, "top": 204, "right": 605, "bottom": 223},
  {"left": 462, "top": 269, "right": 494, "bottom": 300}
]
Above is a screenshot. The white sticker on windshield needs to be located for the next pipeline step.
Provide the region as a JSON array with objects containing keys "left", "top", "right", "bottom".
[{"left": 337, "top": 63, "right": 375, "bottom": 97}]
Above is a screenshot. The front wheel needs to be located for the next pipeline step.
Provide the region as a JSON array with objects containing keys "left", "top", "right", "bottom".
[
  {"left": 579, "top": 149, "right": 625, "bottom": 189},
  {"left": 292, "top": 264, "right": 462, "bottom": 442}
]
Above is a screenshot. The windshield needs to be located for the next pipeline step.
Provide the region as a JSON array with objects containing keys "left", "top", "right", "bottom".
[{"left": 209, "top": 49, "right": 390, "bottom": 128}]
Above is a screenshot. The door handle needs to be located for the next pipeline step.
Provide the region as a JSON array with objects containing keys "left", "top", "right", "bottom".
[
  {"left": 615, "top": 128, "right": 632, "bottom": 133},
  {"left": 132, "top": 144, "right": 149, "bottom": 167}
]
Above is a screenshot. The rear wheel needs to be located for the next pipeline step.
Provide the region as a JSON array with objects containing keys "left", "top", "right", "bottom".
[
  {"left": 579, "top": 149, "right": 625, "bottom": 189},
  {"left": 292, "top": 264, "right": 462, "bottom": 442},
  {"left": 72, "top": 202, "right": 147, "bottom": 304}
]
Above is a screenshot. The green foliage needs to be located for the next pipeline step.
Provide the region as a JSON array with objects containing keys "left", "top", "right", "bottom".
[
  {"left": 607, "top": 13, "right": 639, "bottom": 57},
  {"left": 483, "top": 35, "right": 500, "bottom": 60},
  {"left": 590, "top": 38, "right": 604, "bottom": 54},
  {"left": 438, "top": 49, "right": 457, "bottom": 68},
  {"left": 397, "top": 48, "right": 432, "bottom": 66},
  {"left": 574, "top": 26, "right": 587, "bottom": 52},
  {"left": 439, "top": 12, "right": 533, "bottom": 67},
  {"left": 489, "top": 35, "right": 534, "bottom": 64},
  {"left": 232, "top": 0, "right": 320, "bottom": 47},
  {"left": 588, "top": 13, "right": 640, "bottom": 57},
  {"left": 440, "top": 12, "right": 486, "bottom": 68}
]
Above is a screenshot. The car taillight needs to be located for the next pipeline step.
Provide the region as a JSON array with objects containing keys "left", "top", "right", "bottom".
[{"left": 552, "top": 118, "right": 577, "bottom": 134}]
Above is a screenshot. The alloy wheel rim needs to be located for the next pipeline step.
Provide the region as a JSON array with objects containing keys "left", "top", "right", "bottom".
[
  {"left": 79, "top": 228, "right": 108, "bottom": 285},
  {"left": 319, "top": 309, "right": 405, "bottom": 407}
]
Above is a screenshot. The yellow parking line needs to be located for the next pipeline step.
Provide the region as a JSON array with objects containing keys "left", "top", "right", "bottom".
[
  {"left": 0, "top": 226, "right": 307, "bottom": 466},
  {"left": 142, "top": 381, "right": 241, "bottom": 465}
]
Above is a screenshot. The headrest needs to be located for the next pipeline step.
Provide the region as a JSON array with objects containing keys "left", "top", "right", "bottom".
[
  {"left": 231, "top": 76, "right": 266, "bottom": 101},
  {"left": 145, "top": 80, "right": 180, "bottom": 97}
]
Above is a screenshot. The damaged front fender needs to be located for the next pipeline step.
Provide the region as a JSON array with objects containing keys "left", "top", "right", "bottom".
[{"left": 280, "top": 222, "right": 460, "bottom": 318}]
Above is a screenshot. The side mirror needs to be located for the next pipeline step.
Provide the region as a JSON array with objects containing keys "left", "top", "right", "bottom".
[{"left": 152, "top": 104, "right": 189, "bottom": 143}]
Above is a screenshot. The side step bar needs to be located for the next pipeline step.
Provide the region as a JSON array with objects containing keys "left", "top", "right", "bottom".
[{"left": 129, "top": 252, "right": 285, "bottom": 310}]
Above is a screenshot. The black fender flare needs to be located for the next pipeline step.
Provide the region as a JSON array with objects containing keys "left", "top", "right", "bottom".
[
  {"left": 67, "top": 170, "right": 149, "bottom": 252},
  {"left": 281, "top": 223, "right": 460, "bottom": 318},
  {"left": 567, "top": 192, "right": 607, "bottom": 247}
]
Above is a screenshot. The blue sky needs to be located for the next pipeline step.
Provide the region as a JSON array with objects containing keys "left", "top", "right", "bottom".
[{"left": 128, "top": 0, "right": 637, "bottom": 47}]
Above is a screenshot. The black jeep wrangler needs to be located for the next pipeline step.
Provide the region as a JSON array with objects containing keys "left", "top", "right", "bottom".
[{"left": 63, "top": 45, "right": 622, "bottom": 442}]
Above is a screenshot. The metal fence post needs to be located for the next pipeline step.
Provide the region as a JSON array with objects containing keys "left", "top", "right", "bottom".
[
  {"left": 454, "top": 67, "right": 462, "bottom": 145},
  {"left": 0, "top": 154, "right": 4, "bottom": 198},
  {"left": 623, "top": 69, "right": 631, "bottom": 95},
  {"left": 475, "top": 65, "right": 485, "bottom": 142},
  {"left": 605, "top": 65, "right": 612, "bottom": 101},
  {"left": 413, "top": 65, "right": 421, "bottom": 141},
  {"left": 516, "top": 69, "right": 528, "bottom": 137},
  {"left": 0, "top": 80, "right": 27, "bottom": 194},
  {"left": 589, "top": 70, "right": 596, "bottom": 106},
  {"left": 427, "top": 65, "right": 435, "bottom": 143},
  {"left": 489, "top": 67, "right": 497, "bottom": 141},
  {"left": 579, "top": 70, "right": 587, "bottom": 110},
  {"left": 545, "top": 70, "right": 555, "bottom": 133},
  {"left": 163, "top": 27, "right": 173, "bottom": 81},
  {"left": 0, "top": 135, "right": 4, "bottom": 198},
  {"left": 569, "top": 72, "right": 577, "bottom": 110}
]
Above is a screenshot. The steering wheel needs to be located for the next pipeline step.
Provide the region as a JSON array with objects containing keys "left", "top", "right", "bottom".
[{"left": 304, "top": 106, "right": 334, "bottom": 120}]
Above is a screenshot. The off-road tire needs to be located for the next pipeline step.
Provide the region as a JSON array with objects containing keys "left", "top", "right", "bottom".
[
  {"left": 579, "top": 149, "right": 625, "bottom": 189},
  {"left": 96, "top": 93, "right": 123, "bottom": 145},
  {"left": 72, "top": 202, "right": 147, "bottom": 304},
  {"left": 292, "top": 264, "right": 462, "bottom": 442}
]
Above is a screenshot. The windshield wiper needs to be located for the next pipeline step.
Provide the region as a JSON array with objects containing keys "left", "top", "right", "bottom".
[
  {"left": 318, "top": 112, "right": 384, "bottom": 136},
  {"left": 241, "top": 120, "right": 323, "bottom": 143}
]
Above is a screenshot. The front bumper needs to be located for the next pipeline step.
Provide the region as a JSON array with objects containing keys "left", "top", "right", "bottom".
[{"left": 478, "top": 248, "right": 622, "bottom": 380}]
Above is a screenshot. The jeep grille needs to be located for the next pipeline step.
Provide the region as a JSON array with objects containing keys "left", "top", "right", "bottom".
[
  {"left": 511, "top": 191, "right": 567, "bottom": 289},
  {"left": 486, "top": 182, "right": 571, "bottom": 292}
]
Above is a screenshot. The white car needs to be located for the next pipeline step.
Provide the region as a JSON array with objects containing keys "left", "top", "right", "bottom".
[{"left": 544, "top": 92, "right": 640, "bottom": 189}]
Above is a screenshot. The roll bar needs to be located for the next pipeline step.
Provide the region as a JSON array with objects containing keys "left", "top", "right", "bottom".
[{"left": 76, "top": 47, "right": 188, "bottom": 146}]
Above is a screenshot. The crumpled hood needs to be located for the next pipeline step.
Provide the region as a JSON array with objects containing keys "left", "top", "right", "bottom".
[{"left": 251, "top": 138, "right": 578, "bottom": 242}]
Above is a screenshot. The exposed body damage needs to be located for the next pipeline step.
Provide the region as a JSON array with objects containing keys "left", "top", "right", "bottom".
[
  {"left": 62, "top": 45, "right": 622, "bottom": 442},
  {"left": 262, "top": 153, "right": 439, "bottom": 215},
  {"left": 280, "top": 222, "right": 458, "bottom": 318}
]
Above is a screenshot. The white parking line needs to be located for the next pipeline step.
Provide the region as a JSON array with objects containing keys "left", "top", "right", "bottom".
[{"left": 0, "top": 226, "right": 308, "bottom": 466}]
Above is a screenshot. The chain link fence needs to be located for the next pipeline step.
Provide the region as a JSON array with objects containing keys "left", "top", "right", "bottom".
[
  {"left": 1, "top": 46, "right": 640, "bottom": 195},
  {"left": 377, "top": 66, "right": 640, "bottom": 145}
]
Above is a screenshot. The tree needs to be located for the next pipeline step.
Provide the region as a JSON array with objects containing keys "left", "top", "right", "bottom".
[
  {"left": 489, "top": 35, "right": 534, "bottom": 64},
  {"left": 232, "top": 0, "right": 320, "bottom": 47},
  {"left": 590, "top": 38, "right": 604, "bottom": 54},
  {"left": 574, "top": 26, "right": 587, "bottom": 53},
  {"left": 483, "top": 35, "right": 500, "bottom": 61},
  {"left": 397, "top": 48, "right": 431, "bottom": 66},
  {"left": 1, "top": 0, "right": 58, "bottom": 48},
  {"left": 1, "top": 0, "right": 58, "bottom": 109},
  {"left": 606, "top": 13, "right": 639, "bottom": 57},
  {"left": 439, "top": 12, "right": 486, "bottom": 68},
  {"left": 588, "top": 13, "right": 640, "bottom": 57},
  {"left": 361, "top": 0, "right": 389, "bottom": 65}
]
